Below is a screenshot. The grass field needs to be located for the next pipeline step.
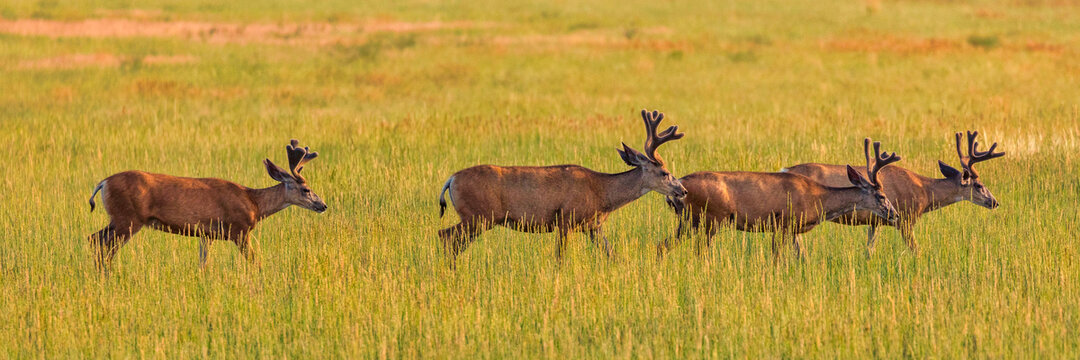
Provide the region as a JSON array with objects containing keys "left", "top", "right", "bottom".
[{"left": 2, "top": 0, "right": 1079, "bottom": 357}]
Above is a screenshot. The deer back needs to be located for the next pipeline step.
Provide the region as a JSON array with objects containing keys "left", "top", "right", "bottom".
[
  {"left": 446, "top": 165, "right": 614, "bottom": 226},
  {"left": 102, "top": 170, "right": 259, "bottom": 231},
  {"left": 784, "top": 163, "right": 933, "bottom": 216},
  {"left": 678, "top": 171, "right": 837, "bottom": 230}
]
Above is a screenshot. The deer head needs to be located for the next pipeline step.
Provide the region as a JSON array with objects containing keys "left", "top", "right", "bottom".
[
  {"left": 617, "top": 109, "right": 687, "bottom": 198},
  {"left": 264, "top": 139, "right": 328, "bottom": 213},
  {"left": 937, "top": 131, "right": 1005, "bottom": 209},
  {"left": 845, "top": 138, "right": 901, "bottom": 222}
]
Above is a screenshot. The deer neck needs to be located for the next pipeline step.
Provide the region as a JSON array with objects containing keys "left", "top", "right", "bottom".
[
  {"left": 925, "top": 178, "right": 964, "bottom": 212},
  {"left": 600, "top": 168, "right": 650, "bottom": 212},
  {"left": 248, "top": 183, "right": 293, "bottom": 220},
  {"left": 821, "top": 186, "right": 867, "bottom": 222}
]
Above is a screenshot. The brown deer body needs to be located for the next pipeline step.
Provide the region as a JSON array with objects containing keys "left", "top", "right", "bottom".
[
  {"left": 783, "top": 131, "right": 1004, "bottom": 255},
  {"left": 88, "top": 140, "right": 326, "bottom": 271},
  {"left": 658, "top": 139, "right": 901, "bottom": 261},
  {"left": 438, "top": 109, "right": 687, "bottom": 266}
]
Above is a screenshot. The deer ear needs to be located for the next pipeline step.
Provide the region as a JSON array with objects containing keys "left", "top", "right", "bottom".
[
  {"left": 938, "top": 160, "right": 961, "bottom": 179},
  {"left": 264, "top": 159, "right": 294, "bottom": 183},
  {"left": 846, "top": 165, "right": 871, "bottom": 188},
  {"left": 618, "top": 143, "right": 649, "bottom": 167}
]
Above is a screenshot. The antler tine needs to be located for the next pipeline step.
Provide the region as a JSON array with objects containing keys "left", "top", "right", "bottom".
[
  {"left": 869, "top": 141, "right": 901, "bottom": 186},
  {"left": 863, "top": 138, "right": 872, "bottom": 175},
  {"left": 285, "top": 139, "right": 318, "bottom": 182},
  {"left": 966, "top": 131, "right": 979, "bottom": 165},
  {"left": 967, "top": 132, "right": 1005, "bottom": 166},
  {"left": 641, "top": 109, "right": 660, "bottom": 152},
  {"left": 955, "top": 132, "right": 965, "bottom": 165},
  {"left": 640, "top": 109, "right": 683, "bottom": 162}
]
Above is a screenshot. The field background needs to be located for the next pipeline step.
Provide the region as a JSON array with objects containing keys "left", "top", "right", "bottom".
[{"left": 2, "top": 0, "right": 1078, "bottom": 358}]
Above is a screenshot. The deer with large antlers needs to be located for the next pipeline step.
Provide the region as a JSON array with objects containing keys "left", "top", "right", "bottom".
[
  {"left": 437, "top": 109, "right": 687, "bottom": 267},
  {"left": 657, "top": 139, "right": 901, "bottom": 261},
  {"left": 783, "top": 131, "right": 1004, "bottom": 255},
  {"left": 87, "top": 139, "right": 327, "bottom": 271}
]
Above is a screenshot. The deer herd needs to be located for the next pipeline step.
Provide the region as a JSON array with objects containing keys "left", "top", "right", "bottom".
[{"left": 87, "top": 110, "right": 1005, "bottom": 272}]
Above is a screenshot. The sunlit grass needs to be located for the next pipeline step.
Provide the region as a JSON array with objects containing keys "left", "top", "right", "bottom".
[{"left": 1, "top": 0, "right": 1078, "bottom": 357}]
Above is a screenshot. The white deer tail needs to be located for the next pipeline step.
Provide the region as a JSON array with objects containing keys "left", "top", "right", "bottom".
[
  {"left": 89, "top": 180, "right": 107, "bottom": 212},
  {"left": 438, "top": 175, "right": 455, "bottom": 217}
]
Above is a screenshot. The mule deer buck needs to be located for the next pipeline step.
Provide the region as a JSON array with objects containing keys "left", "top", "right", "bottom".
[
  {"left": 657, "top": 139, "right": 901, "bottom": 261},
  {"left": 87, "top": 139, "right": 327, "bottom": 271},
  {"left": 783, "top": 131, "right": 1004, "bottom": 255},
  {"left": 437, "top": 109, "right": 688, "bottom": 267}
]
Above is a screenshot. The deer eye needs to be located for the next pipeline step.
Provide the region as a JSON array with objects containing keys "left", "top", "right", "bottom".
[
  {"left": 660, "top": 170, "right": 670, "bottom": 177},
  {"left": 302, "top": 188, "right": 311, "bottom": 193}
]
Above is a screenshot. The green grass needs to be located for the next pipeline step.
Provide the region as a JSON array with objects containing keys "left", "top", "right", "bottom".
[{"left": 1, "top": 0, "right": 1079, "bottom": 357}]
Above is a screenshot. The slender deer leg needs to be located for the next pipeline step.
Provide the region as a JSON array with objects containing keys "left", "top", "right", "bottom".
[
  {"left": 555, "top": 226, "right": 571, "bottom": 265},
  {"left": 89, "top": 225, "right": 116, "bottom": 273},
  {"left": 792, "top": 233, "right": 806, "bottom": 260},
  {"left": 657, "top": 219, "right": 683, "bottom": 260},
  {"left": 703, "top": 224, "right": 717, "bottom": 253},
  {"left": 199, "top": 236, "right": 212, "bottom": 268},
  {"left": 865, "top": 224, "right": 879, "bottom": 258},
  {"left": 233, "top": 231, "right": 260, "bottom": 270},
  {"left": 658, "top": 216, "right": 699, "bottom": 260},
  {"left": 693, "top": 226, "right": 703, "bottom": 258},
  {"left": 771, "top": 231, "right": 782, "bottom": 264},
  {"left": 702, "top": 223, "right": 719, "bottom": 256},
  {"left": 588, "top": 228, "right": 614, "bottom": 259},
  {"left": 438, "top": 218, "right": 488, "bottom": 269},
  {"left": 899, "top": 221, "right": 919, "bottom": 256},
  {"left": 95, "top": 220, "right": 142, "bottom": 272}
]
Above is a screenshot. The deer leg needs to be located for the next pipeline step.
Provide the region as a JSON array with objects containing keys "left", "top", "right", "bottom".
[
  {"left": 229, "top": 229, "right": 260, "bottom": 270},
  {"left": 91, "top": 221, "right": 142, "bottom": 273},
  {"left": 704, "top": 225, "right": 716, "bottom": 252},
  {"left": 771, "top": 231, "right": 782, "bottom": 265},
  {"left": 199, "top": 236, "right": 213, "bottom": 268},
  {"left": 899, "top": 222, "right": 919, "bottom": 256},
  {"left": 657, "top": 216, "right": 697, "bottom": 260},
  {"left": 89, "top": 225, "right": 116, "bottom": 273},
  {"left": 692, "top": 227, "right": 703, "bottom": 258},
  {"left": 697, "top": 224, "right": 718, "bottom": 258},
  {"left": 438, "top": 219, "right": 487, "bottom": 269},
  {"left": 792, "top": 233, "right": 806, "bottom": 260},
  {"left": 588, "top": 228, "right": 614, "bottom": 259},
  {"left": 865, "top": 224, "right": 879, "bottom": 258},
  {"left": 555, "top": 226, "right": 570, "bottom": 265}
]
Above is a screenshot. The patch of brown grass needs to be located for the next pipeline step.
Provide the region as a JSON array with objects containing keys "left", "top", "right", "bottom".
[
  {"left": 1022, "top": 41, "right": 1066, "bottom": 54},
  {"left": 141, "top": 54, "right": 198, "bottom": 65},
  {"left": 17, "top": 54, "right": 197, "bottom": 69},
  {"left": 821, "top": 36, "right": 962, "bottom": 55},
  {"left": 486, "top": 28, "right": 692, "bottom": 52},
  {"left": 130, "top": 79, "right": 197, "bottom": 97},
  {"left": 972, "top": 8, "right": 1005, "bottom": 19},
  {"left": 822, "top": 35, "right": 1072, "bottom": 56},
  {"left": 0, "top": 18, "right": 490, "bottom": 45}
]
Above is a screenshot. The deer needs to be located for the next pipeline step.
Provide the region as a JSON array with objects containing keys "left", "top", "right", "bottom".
[
  {"left": 656, "top": 139, "right": 902, "bottom": 262},
  {"left": 87, "top": 139, "right": 327, "bottom": 272},
  {"left": 437, "top": 109, "right": 688, "bottom": 267},
  {"left": 782, "top": 131, "right": 1005, "bottom": 255}
]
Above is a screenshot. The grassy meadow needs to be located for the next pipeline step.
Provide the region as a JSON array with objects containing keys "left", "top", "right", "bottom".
[{"left": 1, "top": 0, "right": 1079, "bottom": 357}]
